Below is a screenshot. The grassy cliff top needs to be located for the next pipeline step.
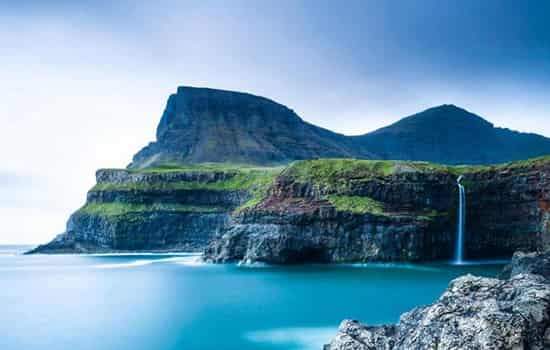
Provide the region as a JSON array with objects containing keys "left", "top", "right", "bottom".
[
  {"left": 92, "top": 163, "right": 284, "bottom": 213},
  {"left": 285, "top": 156, "right": 550, "bottom": 180},
  {"left": 126, "top": 162, "right": 284, "bottom": 174}
]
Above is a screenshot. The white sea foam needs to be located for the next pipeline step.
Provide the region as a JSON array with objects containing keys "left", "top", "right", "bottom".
[
  {"left": 93, "top": 254, "right": 207, "bottom": 269},
  {"left": 94, "top": 259, "right": 154, "bottom": 269},
  {"left": 449, "top": 259, "right": 509, "bottom": 266},
  {"left": 172, "top": 255, "right": 207, "bottom": 266},
  {"left": 237, "top": 259, "right": 269, "bottom": 268},
  {"left": 347, "top": 262, "right": 442, "bottom": 272},
  {"left": 87, "top": 252, "right": 198, "bottom": 257},
  {"left": 245, "top": 327, "right": 335, "bottom": 350}
]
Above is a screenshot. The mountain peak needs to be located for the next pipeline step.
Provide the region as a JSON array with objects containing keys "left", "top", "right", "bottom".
[
  {"left": 129, "top": 86, "right": 550, "bottom": 168},
  {"left": 130, "top": 87, "right": 365, "bottom": 168}
]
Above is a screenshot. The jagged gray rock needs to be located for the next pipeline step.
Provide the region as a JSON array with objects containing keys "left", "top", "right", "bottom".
[
  {"left": 326, "top": 274, "right": 550, "bottom": 350},
  {"left": 325, "top": 250, "right": 550, "bottom": 350},
  {"left": 500, "top": 250, "right": 550, "bottom": 280}
]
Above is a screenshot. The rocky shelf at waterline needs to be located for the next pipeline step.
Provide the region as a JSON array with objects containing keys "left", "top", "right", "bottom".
[
  {"left": 27, "top": 164, "right": 281, "bottom": 254},
  {"left": 30, "top": 157, "right": 550, "bottom": 261},
  {"left": 325, "top": 250, "right": 550, "bottom": 350},
  {"left": 204, "top": 157, "right": 550, "bottom": 264}
]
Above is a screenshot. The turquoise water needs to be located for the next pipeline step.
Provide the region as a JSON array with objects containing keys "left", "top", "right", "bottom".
[{"left": 0, "top": 245, "right": 503, "bottom": 350}]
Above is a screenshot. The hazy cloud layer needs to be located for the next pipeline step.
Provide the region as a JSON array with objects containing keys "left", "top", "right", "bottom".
[{"left": 1, "top": 0, "right": 549, "bottom": 243}]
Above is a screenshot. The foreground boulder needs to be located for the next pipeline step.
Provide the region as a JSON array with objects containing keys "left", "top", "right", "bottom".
[
  {"left": 326, "top": 274, "right": 550, "bottom": 350},
  {"left": 326, "top": 251, "right": 550, "bottom": 350},
  {"left": 500, "top": 250, "right": 550, "bottom": 280}
]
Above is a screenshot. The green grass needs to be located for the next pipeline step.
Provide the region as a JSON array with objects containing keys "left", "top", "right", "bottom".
[
  {"left": 283, "top": 156, "right": 550, "bottom": 191},
  {"left": 92, "top": 164, "right": 283, "bottom": 214},
  {"left": 78, "top": 202, "right": 224, "bottom": 217},
  {"left": 93, "top": 166, "right": 282, "bottom": 192},
  {"left": 327, "top": 195, "right": 385, "bottom": 215},
  {"left": 283, "top": 159, "right": 455, "bottom": 192},
  {"left": 127, "top": 162, "right": 282, "bottom": 174}
]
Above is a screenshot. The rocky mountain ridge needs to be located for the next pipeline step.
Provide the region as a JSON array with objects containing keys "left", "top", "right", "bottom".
[{"left": 130, "top": 86, "right": 550, "bottom": 167}]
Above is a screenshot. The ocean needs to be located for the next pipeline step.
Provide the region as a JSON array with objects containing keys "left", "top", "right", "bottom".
[{"left": 0, "top": 245, "right": 503, "bottom": 350}]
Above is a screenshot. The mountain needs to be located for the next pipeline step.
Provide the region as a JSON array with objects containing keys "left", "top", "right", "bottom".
[
  {"left": 355, "top": 104, "right": 550, "bottom": 164},
  {"left": 130, "top": 86, "right": 550, "bottom": 167},
  {"left": 130, "top": 87, "right": 371, "bottom": 168}
]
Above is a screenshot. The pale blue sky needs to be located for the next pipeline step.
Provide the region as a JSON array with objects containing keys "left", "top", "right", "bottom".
[{"left": 1, "top": 0, "right": 549, "bottom": 243}]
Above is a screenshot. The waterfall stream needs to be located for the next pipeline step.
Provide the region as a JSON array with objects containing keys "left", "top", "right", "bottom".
[{"left": 455, "top": 176, "right": 466, "bottom": 264}]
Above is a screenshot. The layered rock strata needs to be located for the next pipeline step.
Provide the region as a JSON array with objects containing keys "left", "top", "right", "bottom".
[
  {"left": 28, "top": 166, "right": 276, "bottom": 253},
  {"left": 205, "top": 158, "right": 550, "bottom": 264}
]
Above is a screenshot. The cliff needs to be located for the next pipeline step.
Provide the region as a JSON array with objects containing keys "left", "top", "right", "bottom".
[
  {"left": 205, "top": 157, "right": 550, "bottom": 264},
  {"left": 28, "top": 164, "right": 281, "bottom": 253},
  {"left": 31, "top": 157, "right": 550, "bottom": 258},
  {"left": 130, "top": 87, "right": 550, "bottom": 167}
]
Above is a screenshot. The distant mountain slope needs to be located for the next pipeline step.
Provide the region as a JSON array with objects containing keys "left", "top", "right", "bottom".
[
  {"left": 130, "top": 87, "right": 550, "bottom": 167},
  {"left": 354, "top": 104, "right": 550, "bottom": 164},
  {"left": 130, "top": 87, "right": 371, "bottom": 167}
]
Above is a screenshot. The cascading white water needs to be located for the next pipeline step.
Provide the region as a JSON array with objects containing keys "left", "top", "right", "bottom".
[{"left": 455, "top": 175, "right": 466, "bottom": 264}]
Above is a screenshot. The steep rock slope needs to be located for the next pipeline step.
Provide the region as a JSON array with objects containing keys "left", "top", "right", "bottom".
[
  {"left": 130, "top": 86, "right": 369, "bottom": 167},
  {"left": 28, "top": 165, "right": 280, "bottom": 253},
  {"left": 205, "top": 157, "right": 550, "bottom": 264},
  {"left": 131, "top": 87, "right": 550, "bottom": 167},
  {"left": 355, "top": 104, "right": 550, "bottom": 164}
]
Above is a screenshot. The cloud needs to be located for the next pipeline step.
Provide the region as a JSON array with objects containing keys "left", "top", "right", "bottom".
[{"left": 0, "top": 170, "right": 37, "bottom": 188}]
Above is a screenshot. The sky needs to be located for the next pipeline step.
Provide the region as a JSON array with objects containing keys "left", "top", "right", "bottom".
[{"left": 1, "top": 0, "right": 550, "bottom": 244}]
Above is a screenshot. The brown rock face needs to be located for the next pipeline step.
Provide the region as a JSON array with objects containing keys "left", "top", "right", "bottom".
[
  {"left": 462, "top": 162, "right": 550, "bottom": 258},
  {"left": 205, "top": 160, "right": 550, "bottom": 264}
]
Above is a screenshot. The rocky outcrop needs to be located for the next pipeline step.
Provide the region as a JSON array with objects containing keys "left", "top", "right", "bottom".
[
  {"left": 205, "top": 201, "right": 453, "bottom": 264},
  {"left": 205, "top": 158, "right": 550, "bottom": 264},
  {"left": 28, "top": 167, "right": 275, "bottom": 254},
  {"left": 204, "top": 168, "right": 456, "bottom": 264},
  {"left": 500, "top": 250, "right": 550, "bottom": 280},
  {"left": 325, "top": 251, "right": 550, "bottom": 350}
]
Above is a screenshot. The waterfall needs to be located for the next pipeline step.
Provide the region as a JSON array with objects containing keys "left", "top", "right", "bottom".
[{"left": 455, "top": 175, "right": 466, "bottom": 264}]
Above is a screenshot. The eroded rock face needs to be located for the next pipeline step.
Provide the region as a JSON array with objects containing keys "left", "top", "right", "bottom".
[
  {"left": 326, "top": 250, "right": 550, "bottom": 350},
  {"left": 205, "top": 160, "right": 550, "bottom": 264},
  {"left": 326, "top": 274, "right": 550, "bottom": 350},
  {"left": 500, "top": 250, "right": 550, "bottom": 280},
  {"left": 28, "top": 169, "right": 247, "bottom": 254},
  {"left": 462, "top": 162, "right": 550, "bottom": 258},
  {"left": 205, "top": 209, "right": 452, "bottom": 264}
]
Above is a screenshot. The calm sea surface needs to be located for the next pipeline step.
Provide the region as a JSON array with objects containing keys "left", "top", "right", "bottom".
[{"left": 0, "top": 245, "right": 503, "bottom": 350}]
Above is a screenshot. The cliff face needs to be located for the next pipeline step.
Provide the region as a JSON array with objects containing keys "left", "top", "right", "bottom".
[
  {"left": 28, "top": 166, "right": 279, "bottom": 253},
  {"left": 205, "top": 158, "right": 550, "bottom": 264},
  {"left": 31, "top": 158, "right": 550, "bottom": 259},
  {"left": 462, "top": 160, "right": 550, "bottom": 258}
]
